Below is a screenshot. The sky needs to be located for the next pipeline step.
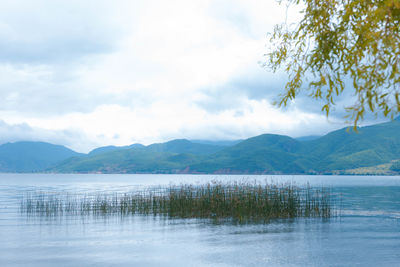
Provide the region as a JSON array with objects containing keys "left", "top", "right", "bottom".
[{"left": 0, "top": 0, "right": 380, "bottom": 153}]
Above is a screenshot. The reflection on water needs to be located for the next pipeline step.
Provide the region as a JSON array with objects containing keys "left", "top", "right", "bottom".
[{"left": 1, "top": 174, "right": 400, "bottom": 266}]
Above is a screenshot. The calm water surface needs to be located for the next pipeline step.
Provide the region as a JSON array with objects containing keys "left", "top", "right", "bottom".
[{"left": 1, "top": 174, "right": 400, "bottom": 266}]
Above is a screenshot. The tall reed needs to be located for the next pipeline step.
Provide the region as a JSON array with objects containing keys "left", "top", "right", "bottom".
[{"left": 21, "top": 181, "right": 334, "bottom": 222}]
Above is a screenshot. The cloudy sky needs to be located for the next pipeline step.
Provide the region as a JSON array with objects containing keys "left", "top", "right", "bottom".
[{"left": 0, "top": 0, "right": 375, "bottom": 152}]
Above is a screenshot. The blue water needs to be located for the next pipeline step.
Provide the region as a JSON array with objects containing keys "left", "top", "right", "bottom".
[{"left": 1, "top": 174, "right": 400, "bottom": 266}]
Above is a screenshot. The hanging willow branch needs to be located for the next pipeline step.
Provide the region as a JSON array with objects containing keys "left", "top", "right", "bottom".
[{"left": 266, "top": 0, "right": 400, "bottom": 126}]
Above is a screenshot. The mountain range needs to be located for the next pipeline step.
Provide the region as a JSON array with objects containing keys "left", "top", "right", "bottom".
[{"left": 1, "top": 118, "right": 400, "bottom": 174}]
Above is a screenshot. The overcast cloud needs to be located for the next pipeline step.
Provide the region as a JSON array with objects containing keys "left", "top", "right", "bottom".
[{"left": 0, "top": 0, "right": 382, "bottom": 152}]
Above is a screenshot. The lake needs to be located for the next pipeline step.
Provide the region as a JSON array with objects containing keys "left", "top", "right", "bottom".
[{"left": 1, "top": 174, "right": 400, "bottom": 266}]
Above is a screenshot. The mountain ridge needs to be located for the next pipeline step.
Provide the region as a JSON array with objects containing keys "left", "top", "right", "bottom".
[
  {"left": 2, "top": 118, "right": 400, "bottom": 174},
  {"left": 50, "top": 118, "right": 400, "bottom": 174}
]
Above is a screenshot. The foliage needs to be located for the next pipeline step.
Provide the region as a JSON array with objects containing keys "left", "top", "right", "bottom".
[
  {"left": 267, "top": 0, "right": 400, "bottom": 125},
  {"left": 21, "top": 181, "right": 334, "bottom": 222}
]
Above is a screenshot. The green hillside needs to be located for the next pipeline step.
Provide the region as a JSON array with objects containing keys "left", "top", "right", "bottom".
[
  {"left": 189, "top": 134, "right": 308, "bottom": 174},
  {"left": 336, "top": 160, "right": 400, "bottom": 175},
  {"left": 89, "top": 139, "right": 224, "bottom": 156},
  {"left": 146, "top": 139, "right": 224, "bottom": 155},
  {"left": 54, "top": 149, "right": 202, "bottom": 173},
  {"left": 89, "top": 143, "right": 144, "bottom": 156},
  {"left": 302, "top": 118, "right": 400, "bottom": 172},
  {"left": 187, "top": 119, "right": 400, "bottom": 173},
  {"left": 52, "top": 139, "right": 224, "bottom": 173}
]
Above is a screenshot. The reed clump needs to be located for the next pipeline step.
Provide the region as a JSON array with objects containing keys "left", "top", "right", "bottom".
[{"left": 21, "top": 181, "right": 333, "bottom": 222}]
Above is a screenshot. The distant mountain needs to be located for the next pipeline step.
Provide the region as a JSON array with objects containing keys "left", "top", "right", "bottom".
[
  {"left": 53, "top": 148, "right": 202, "bottom": 173},
  {"left": 89, "top": 143, "right": 144, "bottom": 156},
  {"left": 0, "top": 141, "right": 82, "bottom": 172},
  {"left": 3, "top": 118, "right": 400, "bottom": 174},
  {"left": 189, "top": 134, "right": 305, "bottom": 174},
  {"left": 295, "top": 135, "right": 321, "bottom": 142},
  {"left": 51, "top": 118, "right": 400, "bottom": 174},
  {"left": 190, "top": 140, "right": 243, "bottom": 147},
  {"left": 89, "top": 139, "right": 225, "bottom": 156},
  {"left": 146, "top": 139, "right": 224, "bottom": 155},
  {"left": 301, "top": 119, "right": 400, "bottom": 172},
  {"left": 52, "top": 139, "right": 224, "bottom": 173}
]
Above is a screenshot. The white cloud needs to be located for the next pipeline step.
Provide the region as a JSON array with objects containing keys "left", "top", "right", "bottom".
[
  {"left": 0, "top": 0, "right": 123, "bottom": 63},
  {"left": 0, "top": 0, "right": 352, "bottom": 151},
  {"left": 1, "top": 100, "right": 344, "bottom": 153},
  {"left": 0, "top": 120, "right": 95, "bottom": 152}
]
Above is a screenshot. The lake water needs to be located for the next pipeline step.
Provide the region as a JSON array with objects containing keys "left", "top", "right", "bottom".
[{"left": 1, "top": 174, "right": 400, "bottom": 266}]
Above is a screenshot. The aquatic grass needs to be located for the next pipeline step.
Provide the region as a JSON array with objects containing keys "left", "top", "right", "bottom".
[{"left": 21, "top": 181, "right": 334, "bottom": 222}]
